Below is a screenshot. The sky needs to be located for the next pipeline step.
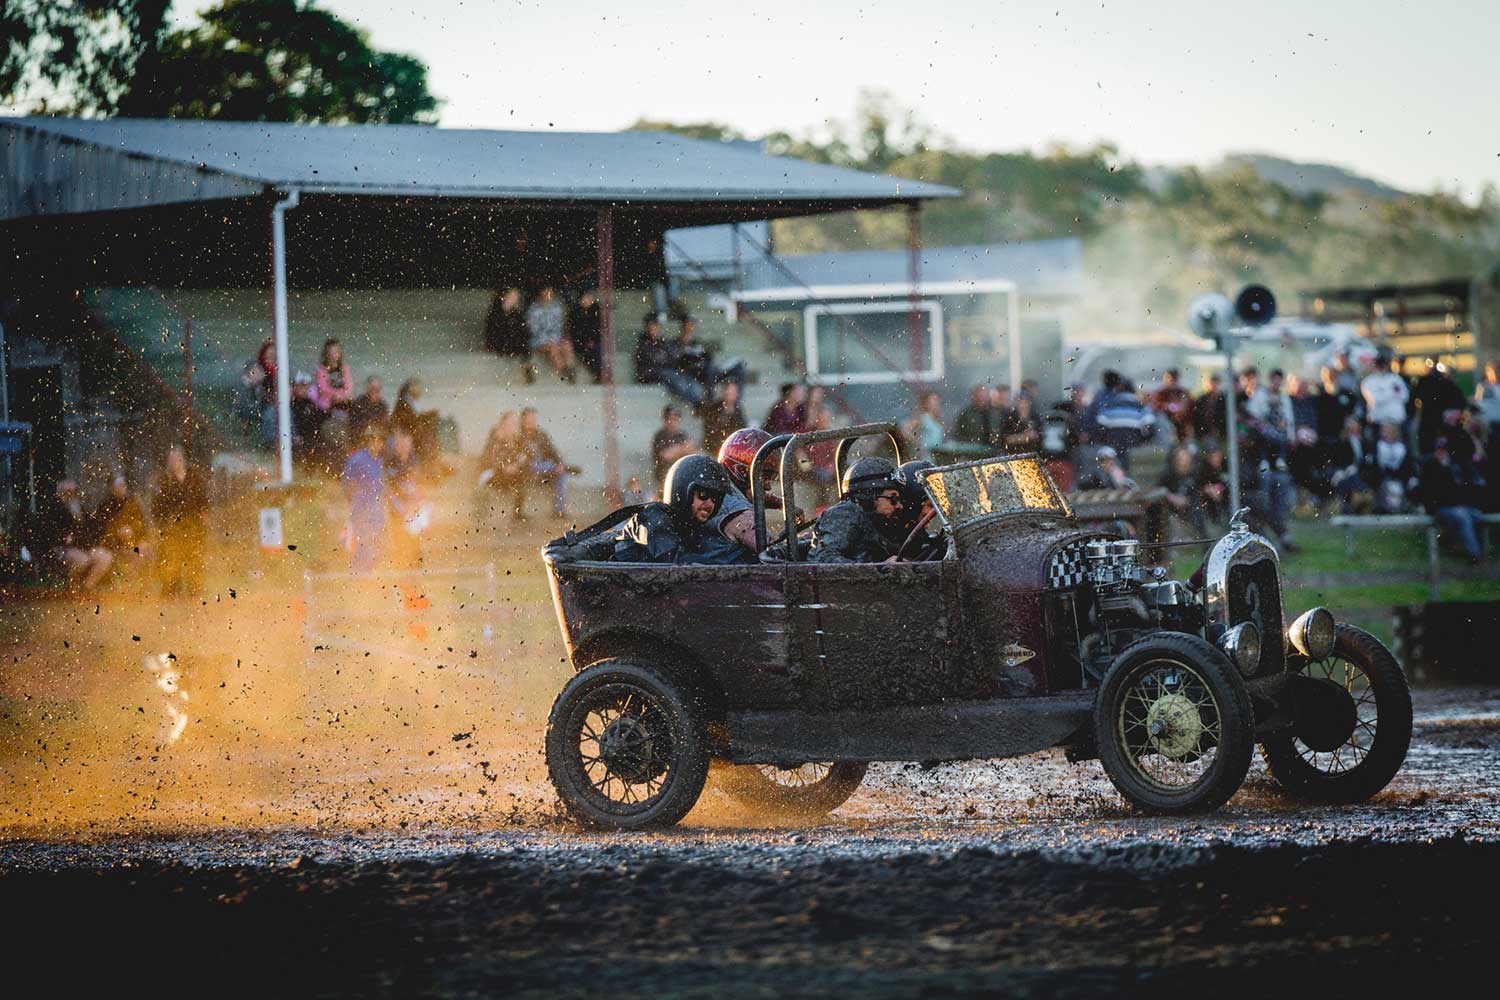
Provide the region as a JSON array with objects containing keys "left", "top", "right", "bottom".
[{"left": 188, "top": 0, "right": 1499, "bottom": 199}]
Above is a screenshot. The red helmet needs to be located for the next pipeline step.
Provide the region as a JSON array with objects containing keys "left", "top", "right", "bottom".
[{"left": 717, "top": 427, "right": 773, "bottom": 493}]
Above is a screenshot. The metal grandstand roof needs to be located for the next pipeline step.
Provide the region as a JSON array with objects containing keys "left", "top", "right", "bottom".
[{"left": 1, "top": 117, "right": 958, "bottom": 220}]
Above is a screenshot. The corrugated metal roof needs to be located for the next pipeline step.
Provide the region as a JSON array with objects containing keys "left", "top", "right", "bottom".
[
  {"left": 743, "top": 238, "right": 1084, "bottom": 297},
  {"left": 1, "top": 117, "right": 959, "bottom": 206}
]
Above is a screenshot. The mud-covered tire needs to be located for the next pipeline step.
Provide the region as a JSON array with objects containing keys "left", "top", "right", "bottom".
[
  {"left": 715, "top": 761, "right": 868, "bottom": 818},
  {"left": 545, "top": 659, "right": 710, "bottom": 830},
  {"left": 1261, "top": 624, "right": 1412, "bottom": 804},
  {"left": 1095, "top": 633, "right": 1255, "bottom": 814}
]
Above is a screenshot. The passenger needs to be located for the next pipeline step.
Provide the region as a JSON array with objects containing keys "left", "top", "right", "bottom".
[
  {"left": 612, "top": 455, "right": 754, "bottom": 565},
  {"left": 808, "top": 457, "right": 906, "bottom": 564},
  {"left": 717, "top": 427, "right": 808, "bottom": 552},
  {"left": 895, "top": 459, "right": 946, "bottom": 561}
]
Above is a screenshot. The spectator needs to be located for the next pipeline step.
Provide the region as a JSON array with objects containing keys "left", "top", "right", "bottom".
[
  {"left": 651, "top": 406, "right": 696, "bottom": 491},
  {"left": 1000, "top": 393, "right": 1042, "bottom": 455},
  {"left": 1195, "top": 440, "right": 1230, "bottom": 526},
  {"left": 806, "top": 405, "right": 839, "bottom": 504},
  {"left": 34, "top": 479, "right": 113, "bottom": 590},
  {"left": 347, "top": 376, "right": 390, "bottom": 445},
  {"left": 477, "top": 411, "right": 529, "bottom": 520},
  {"left": 234, "top": 360, "right": 265, "bottom": 438},
  {"left": 903, "top": 390, "right": 945, "bottom": 460},
  {"left": 1019, "top": 379, "right": 1040, "bottom": 405},
  {"left": 1238, "top": 367, "right": 1267, "bottom": 420},
  {"left": 635, "top": 315, "right": 700, "bottom": 405},
  {"left": 256, "top": 337, "right": 278, "bottom": 404},
  {"left": 1327, "top": 416, "right": 1372, "bottom": 513},
  {"left": 525, "top": 287, "right": 578, "bottom": 384},
  {"left": 1331, "top": 349, "right": 1362, "bottom": 394},
  {"left": 483, "top": 286, "right": 528, "bottom": 358},
  {"left": 1474, "top": 358, "right": 1500, "bottom": 448},
  {"left": 1192, "top": 373, "right": 1228, "bottom": 443},
  {"left": 1152, "top": 369, "right": 1194, "bottom": 441},
  {"left": 1418, "top": 437, "right": 1485, "bottom": 563},
  {"left": 801, "top": 385, "right": 827, "bottom": 427},
  {"left": 569, "top": 289, "right": 602, "bottom": 383},
  {"left": 1363, "top": 422, "right": 1417, "bottom": 513},
  {"left": 952, "top": 384, "right": 1000, "bottom": 449},
  {"left": 675, "top": 315, "right": 747, "bottom": 400},
  {"left": 1077, "top": 445, "right": 1136, "bottom": 491},
  {"left": 341, "top": 424, "right": 387, "bottom": 573},
  {"left": 1041, "top": 392, "right": 1082, "bottom": 491},
  {"left": 392, "top": 378, "right": 442, "bottom": 472},
  {"left": 1241, "top": 420, "right": 1299, "bottom": 552},
  {"left": 1160, "top": 444, "right": 1207, "bottom": 536},
  {"left": 699, "top": 381, "right": 747, "bottom": 458},
  {"left": 289, "top": 372, "right": 327, "bottom": 466},
  {"left": 520, "top": 407, "right": 578, "bottom": 519},
  {"left": 91, "top": 474, "right": 151, "bottom": 569},
  {"left": 153, "top": 446, "right": 208, "bottom": 595},
  {"left": 1316, "top": 365, "right": 1360, "bottom": 442},
  {"left": 1361, "top": 352, "right": 1410, "bottom": 431},
  {"left": 385, "top": 427, "right": 427, "bottom": 567},
  {"left": 313, "top": 337, "right": 355, "bottom": 414},
  {"left": 763, "top": 383, "right": 807, "bottom": 436},
  {"left": 621, "top": 475, "right": 647, "bottom": 507},
  {"left": 1085, "top": 372, "right": 1155, "bottom": 469},
  {"left": 1412, "top": 357, "right": 1467, "bottom": 455}
]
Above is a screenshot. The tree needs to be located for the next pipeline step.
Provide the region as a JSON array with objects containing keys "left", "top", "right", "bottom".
[
  {"left": 1, "top": 0, "right": 437, "bottom": 124},
  {"left": 1, "top": 1, "right": 171, "bottom": 115}
]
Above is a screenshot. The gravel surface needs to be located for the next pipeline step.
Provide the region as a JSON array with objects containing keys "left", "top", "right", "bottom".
[{"left": 3, "top": 687, "right": 1497, "bottom": 996}]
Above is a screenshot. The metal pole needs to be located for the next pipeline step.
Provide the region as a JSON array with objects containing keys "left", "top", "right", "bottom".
[
  {"left": 271, "top": 189, "right": 300, "bottom": 484},
  {"left": 1224, "top": 337, "right": 1240, "bottom": 515},
  {"left": 1007, "top": 282, "right": 1022, "bottom": 395},
  {"left": 0, "top": 320, "right": 11, "bottom": 522},
  {"left": 906, "top": 204, "right": 923, "bottom": 376},
  {"left": 596, "top": 206, "right": 621, "bottom": 506}
]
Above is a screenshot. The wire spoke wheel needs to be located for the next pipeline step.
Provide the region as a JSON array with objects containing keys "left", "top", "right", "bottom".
[
  {"left": 1261, "top": 624, "right": 1412, "bottom": 804},
  {"left": 716, "top": 760, "right": 868, "bottom": 818},
  {"left": 546, "top": 659, "right": 710, "bottom": 830},
  {"left": 1095, "top": 633, "right": 1253, "bottom": 814},
  {"left": 1116, "top": 659, "right": 1223, "bottom": 792}
]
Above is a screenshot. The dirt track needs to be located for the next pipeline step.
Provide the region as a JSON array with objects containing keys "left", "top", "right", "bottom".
[{"left": 2, "top": 686, "right": 1497, "bottom": 997}]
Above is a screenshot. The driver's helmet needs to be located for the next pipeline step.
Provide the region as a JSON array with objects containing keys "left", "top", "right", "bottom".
[
  {"left": 894, "top": 460, "right": 935, "bottom": 531},
  {"left": 662, "top": 454, "right": 733, "bottom": 523},
  {"left": 841, "top": 456, "right": 901, "bottom": 510},
  {"left": 717, "top": 427, "right": 773, "bottom": 495}
]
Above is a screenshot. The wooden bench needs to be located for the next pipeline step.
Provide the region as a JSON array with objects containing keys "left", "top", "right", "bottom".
[{"left": 1330, "top": 512, "right": 1500, "bottom": 600}]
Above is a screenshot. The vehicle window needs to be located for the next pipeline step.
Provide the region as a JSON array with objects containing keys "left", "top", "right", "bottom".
[{"left": 922, "top": 456, "right": 1071, "bottom": 528}]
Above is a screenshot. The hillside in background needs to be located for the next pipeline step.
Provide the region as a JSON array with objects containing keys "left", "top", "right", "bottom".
[{"left": 635, "top": 92, "right": 1500, "bottom": 332}]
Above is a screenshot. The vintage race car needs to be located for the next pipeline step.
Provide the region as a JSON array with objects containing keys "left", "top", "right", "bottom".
[{"left": 541, "top": 423, "right": 1412, "bottom": 830}]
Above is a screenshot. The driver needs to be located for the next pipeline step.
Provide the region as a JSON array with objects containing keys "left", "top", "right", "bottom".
[
  {"left": 895, "top": 459, "right": 946, "bottom": 561},
  {"left": 612, "top": 455, "right": 755, "bottom": 564},
  {"left": 808, "top": 456, "right": 906, "bottom": 563}
]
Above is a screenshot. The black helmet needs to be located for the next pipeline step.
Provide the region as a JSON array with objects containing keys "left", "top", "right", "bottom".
[
  {"left": 662, "top": 454, "right": 732, "bottom": 523},
  {"left": 841, "top": 456, "right": 900, "bottom": 509},
  {"left": 894, "top": 460, "right": 934, "bottom": 529}
]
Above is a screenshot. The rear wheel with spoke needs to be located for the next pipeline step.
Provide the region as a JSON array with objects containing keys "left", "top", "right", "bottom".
[
  {"left": 1095, "top": 633, "right": 1254, "bottom": 814},
  {"left": 716, "top": 761, "right": 867, "bottom": 818},
  {"left": 1261, "top": 624, "right": 1412, "bottom": 803},
  {"left": 545, "top": 659, "right": 710, "bottom": 830}
]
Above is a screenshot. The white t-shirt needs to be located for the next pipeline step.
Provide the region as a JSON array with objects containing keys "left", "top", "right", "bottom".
[{"left": 1362, "top": 373, "right": 1410, "bottom": 426}]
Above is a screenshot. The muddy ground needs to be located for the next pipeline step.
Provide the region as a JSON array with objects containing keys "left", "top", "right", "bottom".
[{"left": 2, "top": 528, "right": 1498, "bottom": 996}]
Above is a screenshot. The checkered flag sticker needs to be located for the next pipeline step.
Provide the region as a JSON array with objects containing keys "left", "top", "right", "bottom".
[{"left": 1047, "top": 542, "right": 1091, "bottom": 591}]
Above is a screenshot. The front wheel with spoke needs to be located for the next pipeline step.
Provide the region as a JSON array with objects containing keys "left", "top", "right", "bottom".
[
  {"left": 1095, "top": 633, "right": 1254, "bottom": 814},
  {"left": 1261, "top": 624, "right": 1412, "bottom": 803},
  {"left": 715, "top": 761, "right": 868, "bottom": 818},
  {"left": 545, "top": 658, "right": 710, "bottom": 830}
]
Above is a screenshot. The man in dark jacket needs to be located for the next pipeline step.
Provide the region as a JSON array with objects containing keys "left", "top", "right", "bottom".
[
  {"left": 1418, "top": 437, "right": 1485, "bottom": 562},
  {"left": 613, "top": 455, "right": 750, "bottom": 564},
  {"left": 952, "top": 384, "right": 1001, "bottom": 449},
  {"left": 809, "top": 457, "right": 906, "bottom": 563},
  {"left": 153, "top": 446, "right": 209, "bottom": 595},
  {"left": 1413, "top": 358, "right": 1467, "bottom": 454},
  {"left": 698, "top": 381, "right": 747, "bottom": 457},
  {"left": 33, "top": 478, "right": 114, "bottom": 589}
]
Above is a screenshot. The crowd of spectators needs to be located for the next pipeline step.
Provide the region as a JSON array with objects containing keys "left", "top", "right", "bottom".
[{"left": 483, "top": 285, "right": 602, "bottom": 385}]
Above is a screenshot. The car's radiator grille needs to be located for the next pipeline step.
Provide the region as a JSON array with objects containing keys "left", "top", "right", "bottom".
[{"left": 1227, "top": 560, "right": 1285, "bottom": 675}]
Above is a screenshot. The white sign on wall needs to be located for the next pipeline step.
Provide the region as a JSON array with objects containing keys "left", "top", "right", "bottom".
[{"left": 258, "top": 507, "right": 284, "bottom": 550}]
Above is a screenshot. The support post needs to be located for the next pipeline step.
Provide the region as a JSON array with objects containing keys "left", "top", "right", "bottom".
[
  {"left": 596, "top": 206, "right": 621, "bottom": 506},
  {"left": 1224, "top": 340, "right": 1241, "bottom": 515},
  {"left": 1427, "top": 527, "right": 1440, "bottom": 602},
  {"left": 906, "top": 203, "right": 923, "bottom": 377},
  {"left": 271, "top": 189, "right": 300, "bottom": 485},
  {"left": 183, "top": 318, "right": 194, "bottom": 453}
]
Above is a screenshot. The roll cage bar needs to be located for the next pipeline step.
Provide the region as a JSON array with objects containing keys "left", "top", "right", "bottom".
[{"left": 749, "top": 422, "right": 905, "bottom": 560}]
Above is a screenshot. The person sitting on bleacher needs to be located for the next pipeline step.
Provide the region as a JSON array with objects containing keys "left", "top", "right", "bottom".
[
  {"left": 1418, "top": 437, "right": 1486, "bottom": 564},
  {"left": 1362, "top": 422, "right": 1418, "bottom": 514}
]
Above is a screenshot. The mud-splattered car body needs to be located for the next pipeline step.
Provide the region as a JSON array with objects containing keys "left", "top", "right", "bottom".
[{"left": 541, "top": 424, "right": 1411, "bottom": 826}]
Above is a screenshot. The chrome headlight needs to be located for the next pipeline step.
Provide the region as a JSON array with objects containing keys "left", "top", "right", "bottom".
[
  {"left": 1219, "top": 622, "right": 1262, "bottom": 677},
  {"left": 1288, "top": 607, "right": 1336, "bottom": 661}
]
